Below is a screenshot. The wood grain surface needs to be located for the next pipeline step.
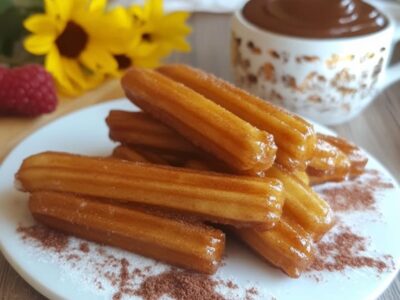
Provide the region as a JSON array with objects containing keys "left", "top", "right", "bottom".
[{"left": 1, "top": 13, "right": 399, "bottom": 300}]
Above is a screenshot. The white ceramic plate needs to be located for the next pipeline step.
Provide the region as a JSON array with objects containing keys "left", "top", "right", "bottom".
[{"left": 0, "top": 99, "right": 399, "bottom": 300}]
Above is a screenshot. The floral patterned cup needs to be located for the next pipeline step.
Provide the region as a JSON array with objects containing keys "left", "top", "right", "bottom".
[{"left": 231, "top": 2, "right": 400, "bottom": 125}]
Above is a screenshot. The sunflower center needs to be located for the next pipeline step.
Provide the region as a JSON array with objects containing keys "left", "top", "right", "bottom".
[
  {"left": 114, "top": 54, "right": 132, "bottom": 70},
  {"left": 142, "top": 33, "right": 153, "bottom": 42},
  {"left": 56, "top": 21, "right": 88, "bottom": 58}
]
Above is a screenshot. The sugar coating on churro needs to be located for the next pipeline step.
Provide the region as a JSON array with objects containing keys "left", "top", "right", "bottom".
[
  {"left": 235, "top": 215, "right": 314, "bottom": 278},
  {"left": 17, "top": 151, "right": 284, "bottom": 229},
  {"left": 121, "top": 67, "right": 277, "bottom": 174},
  {"left": 157, "top": 64, "right": 316, "bottom": 171},
  {"left": 29, "top": 191, "right": 225, "bottom": 274}
]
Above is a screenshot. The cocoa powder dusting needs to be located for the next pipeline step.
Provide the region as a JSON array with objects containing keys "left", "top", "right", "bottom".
[
  {"left": 245, "top": 287, "right": 259, "bottom": 300},
  {"left": 135, "top": 270, "right": 226, "bottom": 300},
  {"left": 16, "top": 224, "right": 237, "bottom": 299},
  {"left": 112, "top": 258, "right": 131, "bottom": 300},
  {"left": 317, "top": 169, "right": 394, "bottom": 212},
  {"left": 17, "top": 224, "right": 69, "bottom": 253},
  {"left": 79, "top": 242, "right": 90, "bottom": 253},
  {"left": 309, "top": 225, "right": 394, "bottom": 273},
  {"left": 226, "top": 280, "right": 238, "bottom": 289}
]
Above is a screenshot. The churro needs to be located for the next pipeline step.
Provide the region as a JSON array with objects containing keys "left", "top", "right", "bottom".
[
  {"left": 29, "top": 191, "right": 225, "bottom": 274},
  {"left": 109, "top": 130, "right": 333, "bottom": 240},
  {"left": 111, "top": 145, "right": 316, "bottom": 276},
  {"left": 113, "top": 145, "right": 149, "bottom": 163},
  {"left": 107, "top": 110, "right": 200, "bottom": 155},
  {"left": 121, "top": 67, "right": 277, "bottom": 175},
  {"left": 185, "top": 159, "right": 333, "bottom": 241},
  {"left": 235, "top": 216, "right": 314, "bottom": 278},
  {"left": 17, "top": 152, "right": 284, "bottom": 229},
  {"left": 158, "top": 64, "right": 316, "bottom": 171},
  {"left": 318, "top": 133, "right": 368, "bottom": 176},
  {"left": 113, "top": 145, "right": 170, "bottom": 165},
  {"left": 265, "top": 165, "right": 334, "bottom": 241},
  {"left": 307, "top": 138, "right": 351, "bottom": 184},
  {"left": 293, "top": 171, "right": 310, "bottom": 186}
]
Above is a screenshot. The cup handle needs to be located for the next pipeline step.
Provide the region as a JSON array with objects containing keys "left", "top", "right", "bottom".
[{"left": 368, "top": 0, "right": 400, "bottom": 88}]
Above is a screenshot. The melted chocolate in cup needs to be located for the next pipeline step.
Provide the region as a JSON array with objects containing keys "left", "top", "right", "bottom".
[{"left": 242, "top": 0, "right": 389, "bottom": 38}]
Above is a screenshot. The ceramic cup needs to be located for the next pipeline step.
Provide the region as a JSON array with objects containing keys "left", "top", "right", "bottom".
[{"left": 231, "top": 1, "right": 400, "bottom": 125}]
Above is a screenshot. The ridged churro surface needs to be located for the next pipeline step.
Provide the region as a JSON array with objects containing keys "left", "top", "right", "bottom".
[
  {"left": 17, "top": 152, "right": 284, "bottom": 229},
  {"left": 108, "top": 127, "right": 332, "bottom": 241},
  {"left": 113, "top": 145, "right": 170, "bottom": 166},
  {"left": 158, "top": 64, "right": 316, "bottom": 171},
  {"left": 107, "top": 110, "right": 199, "bottom": 155},
  {"left": 30, "top": 191, "right": 225, "bottom": 274},
  {"left": 121, "top": 67, "right": 277, "bottom": 174},
  {"left": 112, "top": 144, "right": 149, "bottom": 163},
  {"left": 307, "top": 138, "right": 351, "bottom": 184},
  {"left": 235, "top": 215, "right": 314, "bottom": 278},
  {"left": 318, "top": 134, "right": 368, "bottom": 176},
  {"left": 109, "top": 144, "right": 316, "bottom": 277},
  {"left": 265, "top": 165, "right": 334, "bottom": 241}
]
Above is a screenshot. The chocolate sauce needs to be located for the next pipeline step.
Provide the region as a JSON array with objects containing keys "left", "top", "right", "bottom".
[{"left": 242, "top": 0, "right": 388, "bottom": 38}]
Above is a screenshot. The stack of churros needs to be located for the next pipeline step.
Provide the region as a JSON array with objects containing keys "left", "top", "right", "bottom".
[{"left": 16, "top": 64, "right": 368, "bottom": 278}]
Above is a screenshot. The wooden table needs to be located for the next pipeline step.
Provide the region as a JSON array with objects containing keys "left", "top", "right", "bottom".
[{"left": 1, "top": 13, "right": 399, "bottom": 300}]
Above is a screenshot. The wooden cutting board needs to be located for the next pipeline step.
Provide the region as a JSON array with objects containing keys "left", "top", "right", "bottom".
[{"left": 0, "top": 78, "right": 124, "bottom": 163}]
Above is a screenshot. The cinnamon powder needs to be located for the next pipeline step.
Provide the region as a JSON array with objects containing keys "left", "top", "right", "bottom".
[
  {"left": 245, "top": 287, "right": 259, "bottom": 300},
  {"left": 112, "top": 258, "right": 131, "bottom": 300},
  {"left": 317, "top": 169, "right": 394, "bottom": 212},
  {"left": 79, "top": 242, "right": 90, "bottom": 253},
  {"left": 309, "top": 225, "right": 394, "bottom": 273},
  {"left": 16, "top": 224, "right": 236, "bottom": 299},
  {"left": 17, "top": 224, "right": 68, "bottom": 253},
  {"left": 134, "top": 270, "right": 226, "bottom": 300}
]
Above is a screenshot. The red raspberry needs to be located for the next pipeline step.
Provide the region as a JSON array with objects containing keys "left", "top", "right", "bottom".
[{"left": 0, "top": 64, "right": 58, "bottom": 117}]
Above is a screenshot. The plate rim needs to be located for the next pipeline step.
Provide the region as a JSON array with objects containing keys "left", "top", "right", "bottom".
[{"left": 0, "top": 98, "right": 399, "bottom": 300}]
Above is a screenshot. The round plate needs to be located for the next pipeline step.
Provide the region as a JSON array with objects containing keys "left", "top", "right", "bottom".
[{"left": 0, "top": 99, "right": 399, "bottom": 300}]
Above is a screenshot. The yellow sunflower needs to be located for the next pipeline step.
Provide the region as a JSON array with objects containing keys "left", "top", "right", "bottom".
[
  {"left": 23, "top": 0, "right": 131, "bottom": 95},
  {"left": 113, "top": 0, "right": 191, "bottom": 71}
]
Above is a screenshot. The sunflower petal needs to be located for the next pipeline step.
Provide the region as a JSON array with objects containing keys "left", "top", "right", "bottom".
[
  {"left": 62, "top": 59, "right": 88, "bottom": 89},
  {"left": 80, "top": 43, "right": 118, "bottom": 73},
  {"left": 24, "top": 34, "right": 55, "bottom": 55},
  {"left": 89, "top": 0, "right": 106, "bottom": 12},
  {"left": 45, "top": 48, "right": 78, "bottom": 95},
  {"left": 44, "top": 0, "right": 57, "bottom": 17},
  {"left": 54, "top": 0, "right": 74, "bottom": 22},
  {"left": 23, "top": 15, "right": 57, "bottom": 35},
  {"left": 129, "top": 5, "right": 145, "bottom": 22},
  {"left": 62, "top": 58, "right": 103, "bottom": 90},
  {"left": 146, "top": 0, "right": 163, "bottom": 19}
]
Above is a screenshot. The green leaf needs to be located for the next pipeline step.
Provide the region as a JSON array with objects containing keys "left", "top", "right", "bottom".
[
  {"left": 12, "top": 0, "right": 43, "bottom": 9},
  {"left": 0, "top": 3, "right": 43, "bottom": 62},
  {"left": 0, "top": 0, "right": 13, "bottom": 15},
  {"left": 0, "top": 6, "right": 25, "bottom": 57}
]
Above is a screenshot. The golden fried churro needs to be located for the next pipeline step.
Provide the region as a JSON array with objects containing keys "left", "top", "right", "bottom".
[
  {"left": 307, "top": 138, "right": 351, "bottom": 184},
  {"left": 17, "top": 152, "right": 284, "bottom": 229},
  {"left": 318, "top": 133, "right": 368, "bottom": 176},
  {"left": 109, "top": 145, "right": 316, "bottom": 277},
  {"left": 29, "top": 191, "right": 225, "bottom": 274},
  {"left": 111, "top": 141, "right": 332, "bottom": 240},
  {"left": 107, "top": 110, "right": 200, "bottom": 155},
  {"left": 121, "top": 67, "right": 277, "bottom": 175},
  {"left": 113, "top": 145, "right": 170, "bottom": 165},
  {"left": 293, "top": 171, "right": 310, "bottom": 186},
  {"left": 107, "top": 111, "right": 231, "bottom": 169},
  {"left": 157, "top": 64, "right": 316, "bottom": 171},
  {"left": 113, "top": 145, "right": 150, "bottom": 163},
  {"left": 234, "top": 216, "right": 314, "bottom": 278},
  {"left": 265, "top": 165, "right": 334, "bottom": 241}
]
